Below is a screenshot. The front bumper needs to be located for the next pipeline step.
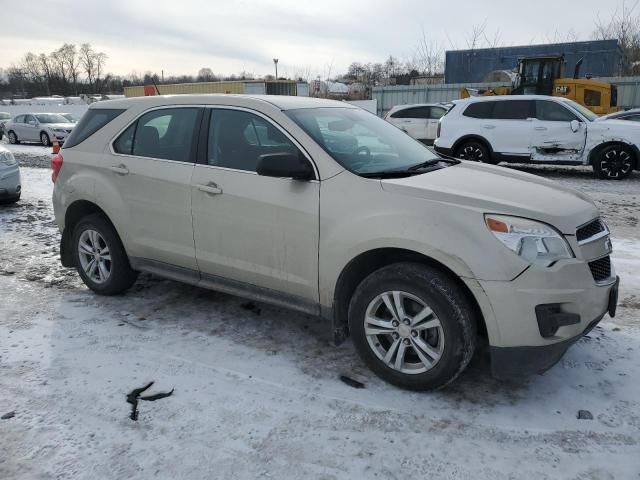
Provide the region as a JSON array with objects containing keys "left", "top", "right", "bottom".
[
  {"left": 434, "top": 145, "right": 453, "bottom": 157},
  {"left": 472, "top": 253, "right": 618, "bottom": 378},
  {"left": 0, "top": 166, "right": 21, "bottom": 199},
  {"left": 491, "top": 275, "right": 618, "bottom": 378}
]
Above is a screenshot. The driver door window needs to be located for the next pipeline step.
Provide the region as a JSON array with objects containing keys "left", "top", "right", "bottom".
[{"left": 207, "top": 109, "right": 302, "bottom": 172}]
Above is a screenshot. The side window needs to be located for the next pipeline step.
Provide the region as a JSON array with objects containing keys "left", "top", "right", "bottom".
[
  {"left": 535, "top": 101, "right": 578, "bottom": 122},
  {"left": 429, "top": 107, "right": 447, "bottom": 119},
  {"left": 114, "top": 108, "right": 199, "bottom": 162},
  {"left": 25, "top": 115, "right": 36, "bottom": 125},
  {"left": 492, "top": 100, "right": 532, "bottom": 120},
  {"left": 113, "top": 123, "right": 136, "bottom": 155},
  {"left": 14, "top": 115, "right": 24, "bottom": 123},
  {"left": 463, "top": 102, "right": 494, "bottom": 119},
  {"left": 207, "top": 109, "right": 302, "bottom": 172},
  {"left": 584, "top": 89, "right": 602, "bottom": 107}
]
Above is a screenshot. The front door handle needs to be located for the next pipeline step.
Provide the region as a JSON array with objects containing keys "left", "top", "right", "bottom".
[
  {"left": 197, "top": 182, "right": 223, "bottom": 195},
  {"left": 534, "top": 126, "right": 548, "bottom": 131},
  {"left": 482, "top": 124, "right": 496, "bottom": 129},
  {"left": 109, "top": 164, "right": 129, "bottom": 175}
]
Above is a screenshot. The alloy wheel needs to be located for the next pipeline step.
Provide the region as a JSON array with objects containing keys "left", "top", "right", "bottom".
[
  {"left": 599, "top": 148, "right": 633, "bottom": 179},
  {"left": 458, "top": 144, "right": 484, "bottom": 161},
  {"left": 364, "top": 290, "right": 445, "bottom": 374},
  {"left": 78, "top": 229, "right": 112, "bottom": 284},
  {"left": 8, "top": 132, "right": 17, "bottom": 144},
  {"left": 41, "top": 133, "right": 50, "bottom": 147}
]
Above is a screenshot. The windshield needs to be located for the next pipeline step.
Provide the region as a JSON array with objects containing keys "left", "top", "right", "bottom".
[
  {"left": 285, "top": 107, "right": 443, "bottom": 175},
  {"left": 35, "top": 114, "right": 69, "bottom": 124},
  {"left": 562, "top": 100, "right": 598, "bottom": 122}
]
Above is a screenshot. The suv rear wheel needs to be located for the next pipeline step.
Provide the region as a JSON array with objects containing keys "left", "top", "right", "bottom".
[
  {"left": 593, "top": 144, "right": 635, "bottom": 180},
  {"left": 72, "top": 214, "right": 138, "bottom": 295},
  {"left": 454, "top": 140, "right": 496, "bottom": 164},
  {"left": 348, "top": 263, "right": 477, "bottom": 390}
]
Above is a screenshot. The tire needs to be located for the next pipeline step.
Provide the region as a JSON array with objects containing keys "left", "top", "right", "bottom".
[
  {"left": 0, "top": 194, "right": 20, "bottom": 205},
  {"left": 454, "top": 140, "right": 496, "bottom": 164},
  {"left": 592, "top": 144, "right": 635, "bottom": 180},
  {"left": 348, "top": 262, "right": 477, "bottom": 391},
  {"left": 72, "top": 213, "right": 138, "bottom": 295},
  {"left": 40, "top": 132, "right": 51, "bottom": 147},
  {"left": 7, "top": 131, "right": 18, "bottom": 144}
]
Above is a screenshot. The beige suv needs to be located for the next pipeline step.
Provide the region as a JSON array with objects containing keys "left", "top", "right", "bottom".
[{"left": 52, "top": 95, "right": 619, "bottom": 390}]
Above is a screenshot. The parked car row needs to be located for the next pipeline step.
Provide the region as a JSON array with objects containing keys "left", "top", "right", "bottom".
[
  {"left": 2, "top": 113, "right": 76, "bottom": 146},
  {"left": 50, "top": 94, "right": 618, "bottom": 390}
]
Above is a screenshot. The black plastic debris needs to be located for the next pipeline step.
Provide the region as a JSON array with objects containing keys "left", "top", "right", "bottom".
[
  {"left": 1, "top": 411, "right": 15, "bottom": 420},
  {"left": 577, "top": 409, "right": 593, "bottom": 420},
  {"left": 340, "top": 375, "right": 365, "bottom": 389},
  {"left": 126, "top": 382, "right": 174, "bottom": 421}
]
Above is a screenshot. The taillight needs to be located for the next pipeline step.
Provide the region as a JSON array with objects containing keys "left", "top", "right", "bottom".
[
  {"left": 51, "top": 153, "right": 63, "bottom": 183},
  {"left": 383, "top": 111, "right": 389, "bottom": 120},
  {"left": 436, "top": 122, "right": 441, "bottom": 138}
]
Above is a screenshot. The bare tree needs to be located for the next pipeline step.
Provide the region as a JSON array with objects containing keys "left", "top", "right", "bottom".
[
  {"left": 197, "top": 67, "right": 216, "bottom": 82},
  {"left": 593, "top": 0, "right": 640, "bottom": 74},
  {"left": 415, "top": 27, "right": 444, "bottom": 76}
]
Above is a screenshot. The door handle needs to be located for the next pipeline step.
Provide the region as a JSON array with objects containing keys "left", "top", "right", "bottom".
[
  {"left": 534, "top": 126, "right": 548, "bottom": 131},
  {"left": 197, "top": 182, "right": 223, "bottom": 195},
  {"left": 109, "top": 164, "right": 129, "bottom": 175},
  {"left": 482, "top": 125, "right": 496, "bottom": 129}
]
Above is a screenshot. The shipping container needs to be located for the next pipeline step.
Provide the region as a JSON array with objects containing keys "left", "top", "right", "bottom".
[
  {"left": 445, "top": 40, "right": 623, "bottom": 84},
  {"left": 124, "top": 80, "right": 306, "bottom": 97}
]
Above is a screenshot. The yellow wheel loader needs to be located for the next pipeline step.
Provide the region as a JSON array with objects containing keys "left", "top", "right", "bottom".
[{"left": 460, "top": 55, "right": 617, "bottom": 115}]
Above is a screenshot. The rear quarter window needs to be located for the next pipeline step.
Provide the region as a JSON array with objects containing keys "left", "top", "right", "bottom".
[
  {"left": 463, "top": 102, "right": 494, "bottom": 119},
  {"left": 64, "top": 109, "right": 125, "bottom": 148}
]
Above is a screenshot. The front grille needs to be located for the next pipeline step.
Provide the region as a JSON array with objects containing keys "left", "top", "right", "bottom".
[
  {"left": 588, "top": 256, "right": 611, "bottom": 282},
  {"left": 577, "top": 219, "right": 605, "bottom": 242}
]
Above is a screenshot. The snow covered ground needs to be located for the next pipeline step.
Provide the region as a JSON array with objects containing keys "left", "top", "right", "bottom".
[{"left": 1, "top": 151, "right": 639, "bottom": 479}]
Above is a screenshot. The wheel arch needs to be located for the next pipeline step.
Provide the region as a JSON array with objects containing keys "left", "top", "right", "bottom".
[
  {"left": 331, "top": 247, "right": 488, "bottom": 345},
  {"left": 451, "top": 134, "right": 495, "bottom": 157},
  {"left": 60, "top": 200, "right": 119, "bottom": 267}
]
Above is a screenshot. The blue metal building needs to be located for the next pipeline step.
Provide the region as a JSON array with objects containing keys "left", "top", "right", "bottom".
[{"left": 445, "top": 39, "right": 623, "bottom": 84}]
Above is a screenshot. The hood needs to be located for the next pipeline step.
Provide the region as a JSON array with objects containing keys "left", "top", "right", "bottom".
[{"left": 380, "top": 161, "right": 598, "bottom": 234}]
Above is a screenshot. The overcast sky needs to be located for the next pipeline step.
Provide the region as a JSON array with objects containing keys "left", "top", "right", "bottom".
[{"left": 0, "top": 0, "right": 622, "bottom": 79}]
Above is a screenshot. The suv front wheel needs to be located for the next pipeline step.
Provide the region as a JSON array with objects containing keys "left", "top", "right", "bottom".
[
  {"left": 348, "top": 263, "right": 477, "bottom": 390},
  {"left": 593, "top": 144, "right": 635, "bottom": 180},
  {"left": 72, "top": 214, "right": 138, "bottom": 295}
]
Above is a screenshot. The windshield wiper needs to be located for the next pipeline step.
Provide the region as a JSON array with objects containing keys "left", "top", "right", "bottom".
[
  {"left": 359, "top": 170, "right": 415, "bottom": 179},
  {"left": 407, "top": 157, "right": 460, "bottom": 171}
]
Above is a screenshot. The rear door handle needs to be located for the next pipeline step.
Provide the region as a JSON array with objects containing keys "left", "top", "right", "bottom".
[
  {"left": 534, "top": 126, "right": 548, "bottom": 131},
  {"left": 197, "top": 182, "right": 223, "bottom": 195},
  {"left": 109, "top": 164, "right": 129, "bottom": 175},
  {"left": 482, "top": 124, "right": 496, "bottom": 129}
]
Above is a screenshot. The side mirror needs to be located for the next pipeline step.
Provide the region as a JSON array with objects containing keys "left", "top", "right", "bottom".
[
  {"left": 256, "top": 152, "right": 314, "bottom": 181},
  {"left": 570, "top": 119, "right": 581, "bottom": 133}
]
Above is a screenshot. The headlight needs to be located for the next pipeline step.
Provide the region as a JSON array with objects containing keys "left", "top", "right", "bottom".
[
  {"left": 484, "top": 214, "right": 574, "bottom": 267},
  {"left": 0, "top": 150, "right": 17, "bottom": 166},
  {"left": 53, "top": 128, "right": 67, "bottom": 133}
]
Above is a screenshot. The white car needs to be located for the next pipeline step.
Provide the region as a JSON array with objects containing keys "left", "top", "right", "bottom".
[
  {"left": 0, "top": 112, "right": 11, "bottom": 140},
  {"left": 434, "top": 95, "right": 639, "bottom": 179},
  {"left": 384, "top": 103, "right": 450, "bottom": 144},
  {"left": 4, "top": 113, "right": 75, "bottom": 147},
  {"left": 51, "top": 94, "right": 618, "bottom": 390},
  {"left": 0, "top": 145, "right": 21, "bottom": 203},
  {"left": 598, "top": 108, "right": 640, "bottom": 123}
]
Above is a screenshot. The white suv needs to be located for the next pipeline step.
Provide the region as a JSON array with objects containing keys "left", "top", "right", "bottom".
[
  {"left": 52, "top": 95, "right": 619, "bottom": 390},
  {"left": 434, "top": 95, "right": 639, "bottom": 179},
  {"left": 385, "top": 103, "right": 449, "bottom": 144}
]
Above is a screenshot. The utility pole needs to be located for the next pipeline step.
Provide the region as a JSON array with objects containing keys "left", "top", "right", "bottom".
[{"left": 273, "top": 58, "right": 279, "bottom": 79}]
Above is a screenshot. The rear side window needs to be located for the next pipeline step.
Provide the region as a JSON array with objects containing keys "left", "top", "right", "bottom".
[
  {"left": 536, "top": 101, "right": 577, "bottom": 122},
  {"left": 391, "top": 107, "right": 430, "bottom": 119},
  {"left": 429, "top": 107, "right": 448, "bottom": 119},
  {"left": 491, "top": 100, "right": 532, "bottom": 120},
  {"left": 463, "top": 102, "right": 494, "bottom": 119},
  {"left": 113, "top": 108, "right": 200, "bottom": 162},
  {"left": 64, "top": 109, "right": 125, "bottom": 148}
]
